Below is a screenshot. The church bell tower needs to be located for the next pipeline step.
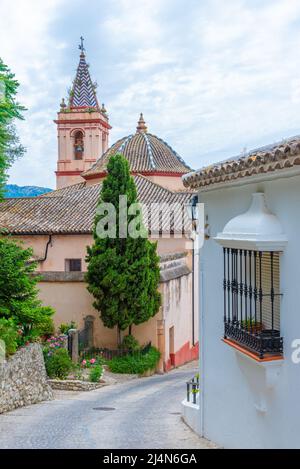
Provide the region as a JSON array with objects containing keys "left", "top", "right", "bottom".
[{"left": 55, "top": 38, "right": 111, "bottom": 189}]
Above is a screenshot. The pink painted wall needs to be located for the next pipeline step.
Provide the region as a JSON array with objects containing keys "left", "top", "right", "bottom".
[
  {"left": 12, "top": 234, "right": 197, "bottom": 372},
  {"left": 84, "top": 174, "right": 186, "bottom": 192},
  {"left": 161, "top": 272, "right": 198, "bottom": 370},
  {"left": 15, "top": 234, "right": 190, "bottom": 272},
  {"left": 37, "top": 272, "right": 197, "bottom": 372},
  {"left": 55, "top": 110, "right": 110, "bottom": 189},
  {"left": 55, "top": 174, "right": 85, "bottom": 188},
  {"left": 146, "top": 174, "right": 186, "bottom": 191},
  {"left": 38, "top": 280, "right": 161, "bottom": 351},
  {"left": 16, "top": 234, "right": 92, "bottom": 272}
]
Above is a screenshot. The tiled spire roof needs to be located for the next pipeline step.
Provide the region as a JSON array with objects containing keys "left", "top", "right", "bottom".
[{"left": 69, "top": 40, "right": 99, "bottom": 108}]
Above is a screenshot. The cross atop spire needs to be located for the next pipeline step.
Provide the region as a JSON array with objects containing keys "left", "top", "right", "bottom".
[
  {"left": 78, "top": 36, "right": 85, "bottom": 55},
  {"left": 69, "top": 39, "right": 99, "bottom": 109}
]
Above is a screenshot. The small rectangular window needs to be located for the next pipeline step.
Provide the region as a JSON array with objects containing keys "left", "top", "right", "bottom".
[{"left": 65, "top": 259, "right": 82, "bottom": 272}]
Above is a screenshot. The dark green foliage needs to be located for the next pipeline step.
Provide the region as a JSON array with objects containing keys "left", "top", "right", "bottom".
[
  {"left": 85, "top": 154, "right": 161, "bottom": 344},
  {"left": 0, "top": 318, "right": 18, "bottom": 355},
  {"left": 38, "top": 317, "right": 55, "bottom": 338},
  {"left": 0, "top": 61, "right": 52, "bottom": 353},
  {"left": 108, "top": 346, "right": 161, "bottom": 374},
  {"left": 44, "top": 348, "right": 73, "bottom": 379},
  {"left": 59, "top": 321, "right": 77, "bottom": 335},
  {"left": 0, "top": 59, "right": 26, "bottom": 200},
  {"left": 89, "top": 364, "right": 103, "bottom": 382},
  {"left": 121, "top": 334, "right": 140, "bottom": 352},
  {"left": 0, "top": 237, "right": 55, "bottom": 343}
]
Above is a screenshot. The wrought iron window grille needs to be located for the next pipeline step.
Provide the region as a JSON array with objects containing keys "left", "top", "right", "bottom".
[{"left": 223, "top": 248, "right": 283, "bottom": 359}]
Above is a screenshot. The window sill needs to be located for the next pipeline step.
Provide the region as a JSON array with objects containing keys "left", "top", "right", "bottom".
[{"left": 222, "top": 338, "right": 283, "bottom": 363}]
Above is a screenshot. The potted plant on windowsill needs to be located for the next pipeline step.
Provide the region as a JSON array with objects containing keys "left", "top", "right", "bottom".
[{"left": 240, "top": 319, "right": 264, "bottom": 334}]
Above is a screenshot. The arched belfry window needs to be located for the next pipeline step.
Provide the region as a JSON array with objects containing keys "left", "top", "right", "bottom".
[{"left": 74, "top": 130, "right": 84, "bottom": 160}]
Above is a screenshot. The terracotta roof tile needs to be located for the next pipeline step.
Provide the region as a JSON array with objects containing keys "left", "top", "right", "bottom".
[
  {"left": 83, "top": 132, "right": 191, "bottom": 177},
  {"left": 183, "top": 135, "right": 300, "bottom": 190},
  {"left": 0, "top": 176, "right": 192, "bottom": 235}
]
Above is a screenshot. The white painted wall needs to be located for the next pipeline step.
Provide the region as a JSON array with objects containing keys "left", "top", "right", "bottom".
[
  {"left": 198, "top": 173, "right": 300, "bottom": 448},
  {"left": 181, "top": 398, "right": 200, "bottom": 435}
]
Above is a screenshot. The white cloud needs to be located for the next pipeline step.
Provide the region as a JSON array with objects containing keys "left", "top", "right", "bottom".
[
  {"left": 0, "top": 0, "right": 67, "bottom": 187},
  {"left": 103, "top": 0, "right": 165, "bottom": 44},
  {"left": 3, "top": 0, "right": 300, "bottom": 186},
  {"left": 107, "top": 0, "right": 300, "bottom": 169}
]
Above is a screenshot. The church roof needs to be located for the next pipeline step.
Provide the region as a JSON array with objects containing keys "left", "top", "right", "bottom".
[
  {"left": 69, "top": 44, "right": 99, "bottom": 109},
  {"left": 83, "top": 114, "right": 191, "bottom": 178},
  {"left": 0, "top": 176, "right": 192, "bottom": 235}
]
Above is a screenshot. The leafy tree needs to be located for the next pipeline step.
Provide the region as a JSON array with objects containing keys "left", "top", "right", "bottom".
[
  {"left": 0, "top": 61, "right": 51, "bottom": 352},
  {"left": 0, "top": 58, "right": 26, "bottom": 200},
  {"left": 85, "top": 154, "right": 161, "bottom": 345},
  {"left": 0, "top": 237, "right": 54, "bottom": 344}
]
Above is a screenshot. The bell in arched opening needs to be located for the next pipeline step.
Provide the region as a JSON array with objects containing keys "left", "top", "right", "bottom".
[{"left": 74, "top": 130, "right": 84, "bottom": 160}]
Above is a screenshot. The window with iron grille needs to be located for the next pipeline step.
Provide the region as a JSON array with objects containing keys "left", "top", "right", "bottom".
[
  {"left": 223, "top": 248, "right": 283, "bottom": 358},
  {"left": 65, "top": 259, "right": 82, "bottom": 272}
]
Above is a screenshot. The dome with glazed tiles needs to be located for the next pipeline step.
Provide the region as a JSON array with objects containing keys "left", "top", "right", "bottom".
[{"left": 83, "top": 114, "right": 191, "bottom": 178}]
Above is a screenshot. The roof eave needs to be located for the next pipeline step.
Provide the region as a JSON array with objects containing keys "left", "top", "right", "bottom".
[{"left": 183, "top": 165, "right": 300, "bottom": 193}]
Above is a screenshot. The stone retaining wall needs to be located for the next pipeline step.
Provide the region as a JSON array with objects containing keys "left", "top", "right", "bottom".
[
  {"left": 48, "top": 379, "right": 105, "bottom": 391},
  {"left": 0, "top": 343, "right": 53, "bottom": 414}
]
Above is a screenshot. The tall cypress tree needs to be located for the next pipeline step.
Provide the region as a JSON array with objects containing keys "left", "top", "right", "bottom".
[{"left": 85, "top": 154, "right": 161, "bottom": 346}]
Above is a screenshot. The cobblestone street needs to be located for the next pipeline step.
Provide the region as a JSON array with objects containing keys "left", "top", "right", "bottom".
[{"left": 0, "top": 365, "right": 215, "bottom": 449}]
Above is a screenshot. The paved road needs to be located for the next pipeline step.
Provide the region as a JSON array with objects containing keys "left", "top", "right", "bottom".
[{"left": 0, "top": 366, "right": 215, "bottom": 449}]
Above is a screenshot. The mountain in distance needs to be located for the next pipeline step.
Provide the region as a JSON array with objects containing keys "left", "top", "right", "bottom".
[{"left": 4, "top": 184, "right": 52, "bottom": 198}]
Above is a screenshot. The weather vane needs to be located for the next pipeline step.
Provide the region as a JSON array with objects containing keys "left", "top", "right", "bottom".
[{"left": 78, "top": 36, "right": 85, "bottom": 53}]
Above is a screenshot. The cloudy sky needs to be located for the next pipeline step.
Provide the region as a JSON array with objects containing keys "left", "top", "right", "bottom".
[{"left": 2, "top": 0, "right": 300, "bottom": 188}]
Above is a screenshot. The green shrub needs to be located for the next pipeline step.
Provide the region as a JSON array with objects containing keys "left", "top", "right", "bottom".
[
  {"left": 59, "top": 321, "right": 77, "bottom": 335},
  {"left": 109, "top": 346, "right": 161, "bottom": 374},
  {"left": 89, "top": 364, "right": 103, "bottom": 382},
  {"left": 44, "top": 348, "right": 73, "bottom": 379},
  {"left": 121, "top": 335, "right": 140, "bottom": 352},
  {"left": 37, "top": 316, "right": 55, "bottom": 338},
  {"left": 0, "top": 237, "right": 55, "bottom": 345},
  {"left": 0, "top": 318, "right": 18, "bottom": 356}
]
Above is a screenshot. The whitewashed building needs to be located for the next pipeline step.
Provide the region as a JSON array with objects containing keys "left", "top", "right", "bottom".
[{"left": 182, "top": 136, "right": 300, "bottom": 448}]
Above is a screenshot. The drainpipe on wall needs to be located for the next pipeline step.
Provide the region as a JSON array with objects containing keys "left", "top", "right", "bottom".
[{"left": 39, "top": 234, "right": 52, "bottom": 262}]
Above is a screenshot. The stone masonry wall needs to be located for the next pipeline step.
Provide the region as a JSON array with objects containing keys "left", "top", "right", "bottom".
[{"left": 0, "top": 343, "right": 53, "bottom": 414}]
